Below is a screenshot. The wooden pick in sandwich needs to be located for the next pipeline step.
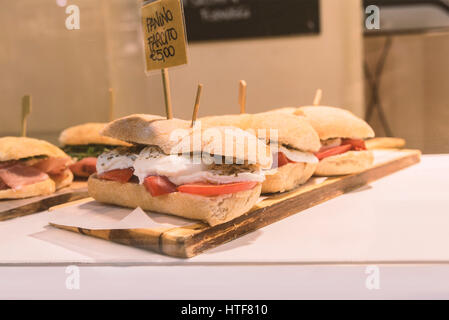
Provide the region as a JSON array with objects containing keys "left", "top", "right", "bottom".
[
  {"left": 21, "top": 95, "right": 32, "bottom": 137},
  {"left": 313, "top": 89, "right": 322, "bottom": 106},
  {"left": 191, "top": 83, "right": 203, "bottom": 127},
  {"left": 108, "top": 88, "right": 115, "bottom": 122},
  {"left": 239, "top": 80, "right": 247, "bottom": 114},
  {"left": 162, "top": 68, "right": 173, "bottom": 119}
]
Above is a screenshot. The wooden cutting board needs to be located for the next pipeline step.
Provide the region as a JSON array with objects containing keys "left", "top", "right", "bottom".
[
  {"left": 0, "top": 181, "right": 88, "bottom": 221},
  {"left": 50, "top": 149, "right": 421, "bottom": 258}
]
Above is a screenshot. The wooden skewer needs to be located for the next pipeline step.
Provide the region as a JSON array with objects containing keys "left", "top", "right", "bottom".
[
  {"left": 191, "top": 84, "right": 203, "bottom": 127},
  {"left": 161, "top": 68, "right": 173, "bottom": 119},
  {"left": 313, "top": 89, "right": 322, "bottom": 106},
  {"left": 108, "top": 88, "right": 115, "bottom": 122},
  {"left": 21, "top": 95, "right": 32, "bottom": 137},
  {"left": 239, "top": 80, "right": 247, "bottom": 114}
]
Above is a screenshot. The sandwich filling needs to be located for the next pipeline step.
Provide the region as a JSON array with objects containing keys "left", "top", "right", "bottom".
[
  {"left": 96, "top": 146, "right": 265, "bottom": 197},
  {"left": 0, "top": 156, "right": 70, "bottom": 191},
  {"left": 271, "top": 145, "right": 318, "bottom": 169},
  {"left": 63, "top": 144, "right": 118, "bottom": 178},
  {"left": 314, "top": 138, "right": 367, "bottom": 161}
]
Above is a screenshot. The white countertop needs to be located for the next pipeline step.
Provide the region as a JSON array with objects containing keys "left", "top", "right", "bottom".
[{"left": 1, "top": 154, "right": 449, "bottom": 299}]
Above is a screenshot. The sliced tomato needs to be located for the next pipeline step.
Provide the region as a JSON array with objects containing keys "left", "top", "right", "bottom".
[
  {"left": 342, "top": 139, "right": 366, "bottom": 151},
  {"left": 178, "top": 181, "right": 258, "bottom": 196},
  {"left": 69, "top": 157, "right": 97, "bottom": 178},
  {"left": 144, "top": 176, "right": 178, "bottom": 197},
  {"left": 98, "top": 168, "right": 134, "bottom": 183},
  {"left": 274, "top": 152, "right": 293, "bottom": 168},
  {"left": 315, "top": 144, "right": 352, "bottom": 161}
]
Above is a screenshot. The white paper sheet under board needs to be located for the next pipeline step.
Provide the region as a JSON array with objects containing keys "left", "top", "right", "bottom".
[{"left": 48, "top": 201, "right": 192, "bottom": 230}]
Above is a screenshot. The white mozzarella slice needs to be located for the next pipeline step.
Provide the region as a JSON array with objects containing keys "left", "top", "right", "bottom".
[
  {"left": 278, "top": 146, "right": 318, "bottom": 164},
  {"left": 97, "top": 149, "right": 138, "bottom": 174}
]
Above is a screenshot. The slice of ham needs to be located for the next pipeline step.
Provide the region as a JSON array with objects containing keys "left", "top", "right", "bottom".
[
  {"left": 0, "top": 179, "right": 8, "bottom": 190},
  {"left": 32, "top": 157, "right": 70, "bottom": 175},
  {"left": 0, "top": 161, "right": 18, "bottom": 169},
  {"left": 69, "top": 157, "right": 97, "bottom": 178},
  {"left": 0, "top": 163, "right": 49, "bottom": 190}
]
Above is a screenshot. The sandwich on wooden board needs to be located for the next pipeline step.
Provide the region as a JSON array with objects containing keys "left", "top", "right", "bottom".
[
  {"left": 0, "top": 137, "right": 73, "bottom": 199},
  {"left": 59, "top": 123, "right": 131, "bottom": 178},
  {"left": 201, "top": 112, "right": 321, "bottom": 193},
  {"left": 271, "top": 106, "right": 376, "bottom": 176},
  {"left": 88, "top": 114, "right": 273, "bottom": 226}
]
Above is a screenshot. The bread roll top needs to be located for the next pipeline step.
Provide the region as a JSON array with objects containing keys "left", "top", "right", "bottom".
[
  {"left": 59, "top": 123, "right": 131, "bottom": 146},
  {"left": 0, "top": 137, "right": 69, "bottom": 162},
  {"left": 295, "top": 106, "right": 375, "bottom": 140},
  {"left": 201, "top": 112, "right": 321, "bottom": 153},
  {"left": 101, "top": 114, "right": 272, "bottom": 168}
]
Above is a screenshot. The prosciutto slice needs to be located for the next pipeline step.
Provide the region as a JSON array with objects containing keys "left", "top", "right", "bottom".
[
  {"left": 0, "top": 163, "right": 49, "bottom": 190},
  {"left": 69, "top": 157, "right": 97, "bottom": 178},
  {"left": 0, "top": 161, "right": 18, "bottom": 169},
  {"left": 0, "top": 179, "right": 8, "bottom": 190},
  {"left": 32, "top": 157, "right": 70, "bottom": 175}
]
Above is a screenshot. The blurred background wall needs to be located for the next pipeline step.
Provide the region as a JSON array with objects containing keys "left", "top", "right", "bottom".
[
  {"left": 1, "top": 0, "right": 448, "bottom": 154},
  {"left": 365, "top": 33, "right": 449, "bottom": 154},
  {"left": 0, "top": 0, "right": 364, "bottom": 143}
]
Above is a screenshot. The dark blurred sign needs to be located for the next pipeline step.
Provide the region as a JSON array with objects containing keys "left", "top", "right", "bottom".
[{"left": 182, "top": 0, "right": 320, "bottom": 42}]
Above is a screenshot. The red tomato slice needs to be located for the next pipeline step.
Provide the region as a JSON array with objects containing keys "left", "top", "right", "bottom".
[
  {"left": 178, "top": 181, "right": 258, "bottom": 196},
  {"left": 98, "top": 168, "right": 134, "bottom": 183},
  {"left": 315, "top": 144, "right": 352, "bottom": 161},
  {"left": 144, "top": 176, "right": 178, "bottom": 197},
  {"left": 342, "top": 139, "right": 366, "bottom": 151},
  {"left": 274, "top": 152, "right": 292, "bottom": 168},
  {"left": 69, "top": 157, "right": 97, "bottom": 178}
]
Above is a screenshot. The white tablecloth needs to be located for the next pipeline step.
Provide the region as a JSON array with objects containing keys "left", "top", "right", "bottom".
[{"left": 1, "top": 154, "right": 448, "bottom": 299}]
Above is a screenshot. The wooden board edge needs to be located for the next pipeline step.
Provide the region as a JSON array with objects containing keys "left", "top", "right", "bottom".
[
  {"left": 0, "top": 190, "right": 90, "bottom": 222},
  {"left": 159, "top": 224, "right": 208, "bottom": 258},
  {"left": 177, "top": 150, "right": 422, "bottom": 258}
]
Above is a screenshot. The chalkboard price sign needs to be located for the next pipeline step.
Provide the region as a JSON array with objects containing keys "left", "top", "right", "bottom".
[{"left": 182, "top": 0, "right": 320, "bottom": 42}]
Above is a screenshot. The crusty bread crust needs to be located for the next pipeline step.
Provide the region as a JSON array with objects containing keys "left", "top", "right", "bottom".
[
  {"left": 101, "top": 114, "right": 272, "bottom": 168},
  {"left": 52, "top": 169, "right": 74, "bottom": 190},
  {"left": 262, "top": 162, "right": 317, "bottom": 194},
  {"left": 314, "top": 150, "right": 374, "bottom": 176},
  {"left": 0, "top": 137, "right": 68, "bottom": 162},
  {"left": 250, "top": 112, "right": 320, "bottom": 152},
  {"left": 59, "top": 123, "right": 130, "bottom": 146},
  {"left": 101, "top": 114, "right": 186, "bottom": 151},
  {"left": 295, "top": 106, "right": 375, "bottom": 140},
  {"left": 267, "top": 107, "right": 297, "bottom": 114},
  {"left": 88, "top": 175, "right": 262, "bottom": 226},
  {"left": 201, "top": 114, "right": 251, "bottom": 130},
  {"left": 0, "top": 178, "right": 55, "bottom": 200},
  {"left": 201, "top": 112, "right": 321, "bottom": 153}
]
